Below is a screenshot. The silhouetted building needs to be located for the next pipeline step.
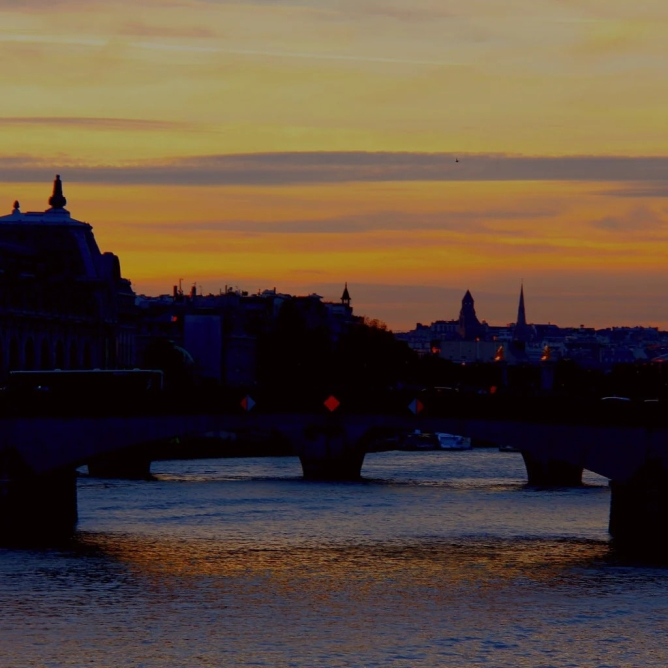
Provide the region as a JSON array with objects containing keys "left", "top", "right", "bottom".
[
  {"left": 136, "top": 283, "right": 358, "bottom": 387},
  {"left": 512, "top": 283, "right": 535, "bottom": 344},
  {"left": 458, "top": 290, "right": 485, "bottom": 340},
  {"left": 0, "top": 176, "right": 136, "bottom": 378},
  {"left": 438, "top": 340, "right": 498, "bottom": 363},
  {"left": 341, "top": 282, "right": 351, "bottom": 307}
]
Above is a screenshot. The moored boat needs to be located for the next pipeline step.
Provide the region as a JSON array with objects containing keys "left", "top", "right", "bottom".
[
  {"left": 435, "top": 432, "right": 472, "bottom": 450},
  {"left": 399, "top": 430, "right": 440, "bottom": 450},
  {"left": 399, "top": 430, "right": 472, "bottom": 451}
]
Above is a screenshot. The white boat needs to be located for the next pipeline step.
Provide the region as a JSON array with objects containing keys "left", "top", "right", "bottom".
[
  {"left": 435, "top": 433, "right": 472, "bottom": 450},
  {"left": 399, "top": 430, "right": 440, "bottom": 450}
]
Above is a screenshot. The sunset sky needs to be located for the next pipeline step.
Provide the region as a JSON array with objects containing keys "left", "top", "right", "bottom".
[{"left": 1, "top": 0, "right": 668, "bottom": 330}]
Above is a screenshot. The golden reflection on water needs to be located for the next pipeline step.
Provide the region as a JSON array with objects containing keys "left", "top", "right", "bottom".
[
  {"left": 80, "top": 533, "right": 610, "bottom": 591},
  {"left": 5, "top": 536, "right": 664, "bottom": 667}
]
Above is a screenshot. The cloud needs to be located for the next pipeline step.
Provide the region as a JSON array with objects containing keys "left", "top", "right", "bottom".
[
  {"left": 573, "top": 19, "right": 647, "bottom": 57},
  {"left": 118, "top": 22, "right": 216, "bottom": 39},
  {"left": 1, "top": 152, "right": 668, "bottom": 187},
  {"left": 131, "top": 207, "right": 559, "bottom": 235},
  {"left": 590, "top": 216, "right": 621, "bottom": 231},
  {"left": 0, "top": 0, "right": 182, "bottom": 7},
  {"left": 0, "top": 33, "right": 107, "bottom": 47},
  {"left": 127, "top": 39, "right": 461, "bottom": 65},
  {"left": 589, "top": 206, "right": 668, "bottom": 234},
  {"left": 0, "top": 0, "right": 75, "bottom": 7},
  {"left": 0, "top": 29, "right": 459, "bottom": 67},
  {"left": 603, "top": 184, "right": 668, "bottom": 198},
  {"left": 0, "top": 117, "right": 191, "bottom": 131}
]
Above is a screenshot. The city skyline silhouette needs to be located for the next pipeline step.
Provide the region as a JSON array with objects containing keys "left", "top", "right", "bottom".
[{"left": 1, "top": 2, "right": 666, "bottom": 330}]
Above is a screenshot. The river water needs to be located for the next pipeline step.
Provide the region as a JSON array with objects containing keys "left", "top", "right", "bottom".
[{"left": 1, "top": 449, "right": 668, "bottom": 667}]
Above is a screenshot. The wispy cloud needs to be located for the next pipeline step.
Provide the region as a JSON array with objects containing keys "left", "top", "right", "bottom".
[
  {"left": 603, "top": 185, "right": 668, "bottom": 198},
  {"left": 132, "top": 207, "right": 559, "bottom": 235},
  {"left": 0, "top": 32, "right": 460, "bottom": 67},
  {"left": 0, "top": 33, "right": 107, "bottom": 47},
  {"left": 589, "top": 206, "right": 668, "bottom": 234},
  {"left": 0, "top": 117, "right": 192, "bottom": 131},
  {"left": 0, "top": 0, "right": 86, "bottom": 9},
  {"left": 128, "top": 40, "right": 461, "bottom": 65},
  {"left": 0, "top": 0, "right": 181, "bottom": 8},
  {"left": 2, "top": 152, "right": 668, "bottom": 186},
  {"left": 118, "top": 22, "right": 216, "bottom": 39}
]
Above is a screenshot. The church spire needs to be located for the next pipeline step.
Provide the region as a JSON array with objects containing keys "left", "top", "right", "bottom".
[
  {"left": 341, "top": 282, "right": 351, "bottom": 306},
  {"left": 48, "top": 174, "right": 67, "bottom": 210},
  {"left": 517, "top": 282, "right": 527, "bottom": 328},
  {"left": 513, "top": 282, "right": 532, "bottom": 343}
]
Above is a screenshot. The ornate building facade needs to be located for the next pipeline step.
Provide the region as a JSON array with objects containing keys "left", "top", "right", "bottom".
[{"left": 0, "top": 176, "right": 136, "bottom": 379}]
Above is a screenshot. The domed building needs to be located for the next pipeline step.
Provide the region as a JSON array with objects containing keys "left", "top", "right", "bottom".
[{"left": 0, "top": 176, "right": 136, "bottom": 377}]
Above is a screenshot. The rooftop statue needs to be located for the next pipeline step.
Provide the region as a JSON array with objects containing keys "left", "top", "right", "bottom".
[{"left": 48, "top": 174, "right": 67, "bottom": 210}]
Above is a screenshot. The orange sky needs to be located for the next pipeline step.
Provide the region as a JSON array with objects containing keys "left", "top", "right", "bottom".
[{"left": 2, "top": 1, "right": 668, "bottom": 330}]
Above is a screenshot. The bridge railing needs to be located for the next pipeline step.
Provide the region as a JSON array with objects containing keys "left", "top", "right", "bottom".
[{"left": 2, "top": 379, "right": 668, "bottom": 432}]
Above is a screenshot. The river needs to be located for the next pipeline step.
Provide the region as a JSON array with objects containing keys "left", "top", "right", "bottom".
[{"left": 1, "top": 449, "right": 667, "bottom": 667}]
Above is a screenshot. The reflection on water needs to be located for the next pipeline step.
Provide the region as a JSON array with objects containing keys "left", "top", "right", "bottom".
[
  {"left": 79, "top": 533, "right": 610, "bottom": 586},
  {"left": 1, "top": 450, "right": 668, "bottom": 667}
]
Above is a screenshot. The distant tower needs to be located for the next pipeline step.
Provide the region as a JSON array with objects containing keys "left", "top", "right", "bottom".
[
  {"left": 513, "top": 283, "right": 533, "bottom": 343},
  {"left": 48, "top": 174, "right": 67, "bottom": 210},
  {"left": 341, "top": 282, "right": 351, "bottom": 307},
  {"left": 458, "top": 289, "right": 483, "bottom": 340},
  {"left": 516, "top": 283, "right": 527, "bottom": 329}
]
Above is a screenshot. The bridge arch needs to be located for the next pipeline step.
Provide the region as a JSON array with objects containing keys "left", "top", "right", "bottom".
[
  {"left": 24, "top": 337, "right": 35, "bottom": 370},
  {"left": 39, "top": 338, "right": 51, "bottom": 370},
  {"left": 69, "top": 340, "right": 78, "bottom": 369},
  {"left": 9, "top": 336, "right": 19, "bottom": 370},
  {"left": 55, "top": 340, "right": 65, "bottom": 369},
  {"left": 82, "top": 341, "right": 92, "bottom": 369}
]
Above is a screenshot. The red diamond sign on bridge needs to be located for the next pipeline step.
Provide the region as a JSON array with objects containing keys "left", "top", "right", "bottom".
[
  {"left": 408, "top": 398, "right": 424, "bottom": 415},
  {"left": 240, "top": 395, "right": 256, "bottom": 412},
  {"left": 324, "top": 395, "right": 340, "bottom": 412}
]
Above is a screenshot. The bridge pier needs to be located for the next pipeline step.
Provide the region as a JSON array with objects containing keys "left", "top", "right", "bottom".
[
  {"left": 521, "top": 451, "right": 583, "bottom": 487},
  {"left": 0, "top": 467, "right": 78, "bottom": 544},
  {"left": 296, "top": 423, "right": 366, "bottom": 481},
  {"left": 609, "top": 460, "right": 668, "bottom": 558}
]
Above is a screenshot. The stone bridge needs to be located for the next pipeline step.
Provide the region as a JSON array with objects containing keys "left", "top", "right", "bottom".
[{"left": 1, "top": 393, "right": 668, "bottom": 555}]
